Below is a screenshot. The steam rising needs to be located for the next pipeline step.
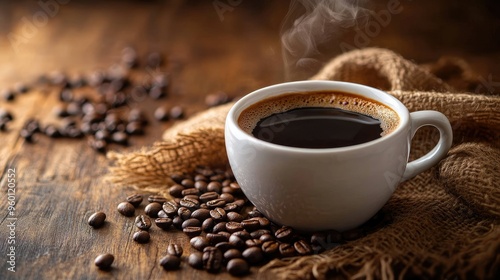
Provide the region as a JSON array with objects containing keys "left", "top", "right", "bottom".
[{"left": 281, "top": 0, "right": 367, "bottom": 80}]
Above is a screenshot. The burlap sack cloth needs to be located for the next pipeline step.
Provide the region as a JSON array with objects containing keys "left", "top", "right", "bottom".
[{"left": 107, "top": 48, "right": 500, "bottom": 279}]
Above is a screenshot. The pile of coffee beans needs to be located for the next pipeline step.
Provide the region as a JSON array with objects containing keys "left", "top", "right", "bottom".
[
  {"left": 88, "top": 165, "right": 389, "bottom": 276},
  {"left": 0, "top": 47, "right": 232, "bottom": 153}
]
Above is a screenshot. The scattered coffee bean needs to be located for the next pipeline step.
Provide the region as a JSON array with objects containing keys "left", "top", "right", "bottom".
[
  {"left": 162, "top": 201, "right": 178, "bottom": 217},
  {"left": 207, "top": 181, "right": 222, "bottom": 193},
  {"left": 275, "top": 226, "right": 294, "bottom": 242},
  {"left": 225, "top": 222, "right": 243, "bottom": 233},
  {"left": 294, "top": 240, "right": 313, "bottom": 255},
  {"left": 194, "top": 181, "right": 208, "bottom": 192},
  {"left": 207, "top": 233, "right": 227, "bottom": 245},
  {"left": 177, "top": 207, "right": 192, "bottom": 220},
  {"left": 154, "top": 106, "right": 169, "bottom": 121},
  {"left": 180, "top": 197, "right": 199, "bottom": 210},
  {"left": 245, "top": 238, "right": 263, "bottom": 248},
  {"left": 155, "top": 217, "right": 173, "bottom": 230},
  {"left": 215, "top": 242, "right": 233, "bottom": 253},
  {"left": 181, "top": 188, "right": 199, "bottom": 197},
  {"left": 88, "top": 212, "right": 106, "bottom": 228},
  {"left": 241, "top": 219, "right": 260, "bottom": 232},
  {"left": 145, "top": 202, "right": 162, "bottom": 218},
  {"left": 219, "top": 193, "right": 234, "bottom": 203},
  {"left": 260, "top": 233, "right": 275, "bottom": 242},
  {"left": 231, "top": 231, "right": 251, "bottom": 240},
  {"left": 169, "top": 106, "right": 184, "bottom": 119},
  {"left": 117, "top": 202, "right": 135, "bottom": 217},
  {"left": 224, "top": 248, "right": 242, "bottom": 260},
  {"left": 262, "top": 241, "right": 279, "bottom": 256},
  {"left": 199, "top": 192, "right": 219, "bottom": 203},
  {"left": 228, "top": 235, "right": 245, "bottom": 249},
  {"left": 172, "top": 216, "right": 184, "bottom": 230},
  {"left": 135, "top": 215, "right": 152, "bottom": 230},
  {"left": 202, "top": 218, "right": 215, "bottom": 233},
  {"left": 279, "top": 243, "right": 296, "bottom": 258},
  {"left": 183, "top": 226, "right": 202, "bottom": 238},
  {"left": 210, "top": 208, "right": 226, "bottom": 221},
  {"left": 167, "top": 243, "right": 183, "bottom": 257},
  {"left": 202, "top": 247, "right": 223, "bottom": 273},
  {"left": 168, "top": 184, "right": 184, "bottom": 198},
  {"left": 242, "top": 247, "right": 264, "bottom": 265},
  {"left": 250, "top": 229, "right": 271, "bottom": 239},
  {"left": 227, "top": 258, "right": 250, "bottom": 276},
  {"left": 126, "top": 194, "right": 143, "bottom": 207},
  {"left": 133, "top": 231, "right": 150, "bottom": 243},
  {"left": 182, "top": 218, "right": 201, "bottom": 229},
  {"left": 159, "top": 255, "right": 181, "bottom": 270},
  {"left": 227, "top": 212, "right": 244, "bottom": 222},
  {"left": 94, "top": 253, "right": 114, "bottom": 270},
  {"left": 188, "top": 252, "right": 203, "bottom": 269},
  {"left": 190, "top": 236, "right": 210, "bottom": 251},
  {"left": 181, "top": 178, "right": 195, "bottom": 188},
  {"left": 191, "top": 208, "right": 211, "bottom": 221}
]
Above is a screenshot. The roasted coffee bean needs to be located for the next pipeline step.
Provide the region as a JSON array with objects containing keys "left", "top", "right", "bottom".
[
  {"left": 233, "top": 199, "right": 246, "bottom": 209},
  {"left": 89, "top": 138, "right": 106, "bottom": 153},
  {"left": 199, "top": 192, "right": 219, "bottom": 203},
  {"left": 194, "top": 174, "right": 207, "bottom": 182},
  {"left": 206, "top": 198, "right": 226, "bottom": 209},
  {"left": 183, "top": 226, "right": 202, "bottom": 238},
  {"left": 157, "top": 210, "right": 168, "bottom": 218},
  {"left": 162, "top": 201, "right": 178, "bottom": 217},
  {"left": 133, "top": 231, "right": 150, "bottom": 243},
  {"left": 88, "top": 212, "right": 106, "bottom": 228},
  {"left": 168, "top": 184, "right": 184, "bottom": 198},
  {"left": 215, "top": 242, "right": 233, "bottom": 253},
  {"left": 94, "top": 253, "right": 114, "bottom": 270},
  {"left": 191, "top": 208, "right": 211, "bottom": 221},
  {"left": 159, "top": 255, "right": 181, "bottom": 270},
  {"left": 117, "top": 202, "right": 135, "bottom": 217},
  {"left": 207, "top": 181, "right": 222, "bottom": 193},
  {"left": 190, "top": 236, "right": 210, "bottom": 251},
  {"left": 194, "top": 181, "right": 208, "bottom": 193},
  {"left": 223, "top": 203, "right": 239, "bottom": 212},
  {"left": 207, "top": 233, "right": 227, "bottom": 245},
  {"left": 227, "top": 212, "right": 244, "bottom": 222},
  {"left": 155, "top": 217, "right": 173, "bottom": 230},
  {"left": 241, "top": 219, "right": 260, "bottom": 232},
  {"left": 260, "top": 233, "right": 275, "bottom": 242},
  {"left": 227, "top": 258, "right": 249, "bottom": 276},
  {"left": 24, "top": 119, "right": 40, "bottom": 133},
  {"left": 210, "top": 174, "right": 225, "bottom": 182},
  {"left": 135, "top": 215, "right": 152, "bottom": 230},
  {"left": 126, "top": 194, "right": 143, "bottom": 207},
  {"left": 242, "top": 247, "right": 264, "bottom": 265},
  {"left": 342, "top": 228, "right": 363, "bottom": 241},
  {"left": 0, "top": 108, "right": 13, "bottom": 121},
  {"left": 202, "top": 218, "right": 215, "bottom": 233},
  {"left": 250, "top": 229, "right": 271, "bottom": 239},
  {"left": 248, "top": 209, "right": 263, "bottom": 218},
  {"left": 228, "top": 235, "right": 245, "bottom": 249},
  {"left": 224, "top": 248, "right": 242, "bottom": 260},
  {"left": 66, "top": 102, "right": 81, "bottom": 115},
  {"left": 219, "top": 193, "right": 234, "bottom": 203},
  {"left": 184, "top": 194, "right": 199, "bottom": 201},
  {"left": 177, "top": 207, "right": 191, "bottom": 220},
  {"left": 188, "top": 252, "right": 203, "bottom": 269},
  {"left": 44, "top": 124, "right": 61, "bottom": 138},
  {"left": 229, "top": 182, "right": 242, "bottom": 194},
  {"left": 222, "top": 179, "right": 232, "bottom": 187},
  {"left": 145, "top": 202, "right": 162, "bottom": 218},
  {"left": 212, "top": 222, "right": 227, "bottom": 233},
  {"left": 262, "top": 240, "right": 279, "bottom": 256},
  {"left": 111, "top": 131, "right": 128, "bottom": 145},
  {"left": 170, "top": 173, "right": 186, "bottom": 184},
  {"left": 199, "top": 203, "right": 208, "bottom": 209},
  {"left": 255, "top": 217, "right": 270, "bottom": 228},
  {"left": 222, "top": 186, "right": 234, "bottom": 194},
  {"left": 279, "top": 243, "right": 296, "bottom": 258},
  {"left": 148, "top": 195, "right": 167, "bottom": 204},
  {"left": 172, "top": 216, "right": 183, "bottom": 230},
  {"left": 210, "top": 208, "right": 226, "bottom": 221},
  {"left": 202, "top": 247, "right": 223, "bottom": 273},
  {"left": 169, "top": 106, "right": 184, "bottom": 119},
  {"left": 181, "top": 188, "right": 199, "bottom": 197},
  {"left": 275, "top": 226, "right": 294, "bottom": 242},
  {"left": 180, "top": 197, "right": 200, "bottom": 210},
  {"left": 294, "top": 240, "right": 313, "bottom": 255},
  {"left": 225, "top": 222, "right": 244, "bottom": 233},
  {"left": 231, "top": 230, "right": 251, "bottom": 240},
  {"left": 59, "top": 89, "right": 73, "bottom": 102},
  {"left": 125, "top": 122, "right": 143, "bottom": 135},
  {"left": 182, "top": 218, "right": 201, "bottom": 229},
  {"left": 245, "top": 238, "right": 263, "bottom": 247},
  {"left": 219, "top": 231, "right": 231, "bottom": 240},
  {"left": 195, "top": 166, "right": 214, "bottom": 177},
  {"left": 154, "top": 106, "right": 169, "bottom": 121},
  {"left": 181, "top": 178, "right": 195, "bottom": 188}
]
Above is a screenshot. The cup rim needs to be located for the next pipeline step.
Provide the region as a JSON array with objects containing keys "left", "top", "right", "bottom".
[{"left": 226, "top": 81, "right": 409, "bottom": 153}]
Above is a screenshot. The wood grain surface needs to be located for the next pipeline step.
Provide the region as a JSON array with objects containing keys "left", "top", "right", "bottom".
[{"left": 0, "top": 1, "right": 498, "bottom": 279}]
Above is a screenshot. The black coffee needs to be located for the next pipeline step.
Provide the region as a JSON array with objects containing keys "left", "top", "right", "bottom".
[
  {"left": 238, "top": 91, "right": 399, "bottom": 149},
  {"left": 252, "top": 107, "right": 382, "bottom": 148}
]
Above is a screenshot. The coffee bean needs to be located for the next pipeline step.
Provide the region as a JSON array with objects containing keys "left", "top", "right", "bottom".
[
  {"left": 159, "top": 255, "right": 181, "bottom": 270},
  {"left": 59, "top": 89, "right": 73, "bottom": 102},
  {"left": 250, "top": 229, "right": 271, "bottom": 239},
  {"left": 212, "top": 222, "right": 227, "bottom": 233},
  {"left": 224, "top": 248, "right": 242, "bottom": 261},
  {"left": 233, "top": 199, "right": 246, "bottom": 208},
  {"left": 241, "top": 219, "right": 260, "bottom": 232},
  {"left": 228, "top": 235, "right": 245, "bottom": 249},
  {"left": 202, "top": 247, "right": 223, "bottom": 273},
  {"left": 176, "top": 207, "right": 190, "bottom": 220},
  {"left": 133, "top": 231, "right": 150, "bottom": 243},
  {"left": 145, "top": 202, "right": 162, "bottom": 218},
  {"left": 181, "top": 178, "right": 195, "bottom": 188},
  {"left": 255, "top": 217, "right": 271, "bottom": 228},
  {"left": 117, "top": 202, "right": 135, "bottom": 217},
  {"left": 195, "top": 166, "right": 214, "bottom": 177},
  {"left": 89, "top": 138, "right": 107, "bottom": 153},
  {"left": 2, "top": 89, "right": 15, "bottom": 101},
  {"left": 168, "top": 184, "right": 184, "bottom": 198},
  {"left": 155, "top": 217, "right": 173, "bottom": 230},
  {"left": 207, "top": 182, "right": 222, "bottom": 193},
  {"left": 135, "top": 215, "right": 152, "bottom": 230},
  {"left": 215, "top": 242, "right": 233, "bottom": 253},
  {"left": 126, "top": 194, "right": 143, "bottom": 207},
  {"left": 154, "top": 106, "right": 169, "bottom": 121},
  {"left": 88, "top": 212, "right": 106, "bottom": 228},
  {"left": 227, "top": 212, "right": 244, "bottom": 222},
  {"left": 170, "top": 172, "right": 186, "bottom": 184},
  {"left": 262, "top": 241, "right": 279, "bottom": 256},
  {"left": 169, "top": 106, "right": 184, "bottom": 119},
  {"left": 294, "top": 240, "right": 313, "bottom": 255},
  {"left": 183, "top": 226, "right": 202, "bottom": 238},
  {"left": 245, "top": 238, "right": 263, "bottom": 247},
  {"left": 275, "top": 226, "right": 294, "bottom": 242},
  {"left": 227, "top": 258, "right": 249, "bottom": 276},
  {"left": 202, "top": 218, "right": 215, "bottom": 233},
  {"left": 184, "top": 194, "right": 199, "bottom": 201},
  {"left": 219, "top": 193, "right": 234, "bottom": 203},
  {"left": 206, "top": 198, "right": 226, "bottom": 209},
  {"left": 194, "top": 174, "right": 207, "bottom": 181},
  {"left": 223, "top": 203, "right": 239, "bottom": 212},
  {"left": 194, "top": 181, "right": 208, "bottom": 193},
  {"left": 242, "top": 247, "right": 264, "bottom": 265},
  {"left": 182, "top": 218, "right": 201, "bottom": 229},
  {"left": 210, "top": 174, "right": 225, "bottom": 182},
  {"left": 125, "top": 122, "right": 144, "bottom": 135},
  {"left": 111, "top": 131, "right": 128, "bottom": 145},
  {"left": 94, "top": 253, "right": 114, "bottom": 270},
  {"left": 93, "top": 129, "right": 110, "bottom": 141},
  {"left": 188, "top": 252, "right": 203, "bottom": 269},
  {"left": 231, "top": 231, "right": 251, "bottom": 240},
  {"left": 190, "top": 236, "right": 210, "bottom": 251},
  {"left": 248, "top": 209, "right": 263, "bottom": 218},
  {"left": 225, "top": 222, "right": 244, "bottom": 233},
  {"left": 199, "top": 192, "right": 219, "bottom": 203},
  {"left": 260, "top": 233, "right": 275, "bottom": 242},
  {"left": 180, "top": 197, "right": 200, "bottom": 210},
  {"left": 166, "top": 243, "right": 183, "bottom": 257},
  {"left": 191, "top": 208, "right": 211, "bottom": 221},
  {"left": 172, "top": 216, "right": 183, "bottom": 230},
  {"left": 279, "top": 243, "right": 296, "bottom": 258},
  {"left": 162, "top": 201, "right": 178, "bottom": 217},
  {"left": 181, "top": 188, "right": 199, "bottom": 197},
  {"left": 210, "top": 208, "right": 226, "bottom": 221},
  {"left": 207, "top": 233, "right": 228, "bottom": 245}
]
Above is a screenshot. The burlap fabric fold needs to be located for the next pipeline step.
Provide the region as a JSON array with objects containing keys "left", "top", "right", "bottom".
[{"left": 107, "top": 48, "right": 500, "bottom": 279}]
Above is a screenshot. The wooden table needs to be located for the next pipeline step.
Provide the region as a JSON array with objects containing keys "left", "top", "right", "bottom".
[{"left": 1, "top": 1, "right": 498, "bottom": 279}]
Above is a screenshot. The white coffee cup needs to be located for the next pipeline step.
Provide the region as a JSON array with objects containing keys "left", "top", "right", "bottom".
[{"left": 225, "top": 81, "right": 453, "bottom": 232}]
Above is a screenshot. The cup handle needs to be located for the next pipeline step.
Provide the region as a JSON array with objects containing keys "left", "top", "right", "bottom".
[{"left": 402, "top": 111, "right": 453, "bottom": 181}]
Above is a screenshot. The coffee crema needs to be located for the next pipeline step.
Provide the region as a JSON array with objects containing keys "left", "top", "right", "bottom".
[{"left": 238, "top": 91, "right": 399, "bottom": 149}]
